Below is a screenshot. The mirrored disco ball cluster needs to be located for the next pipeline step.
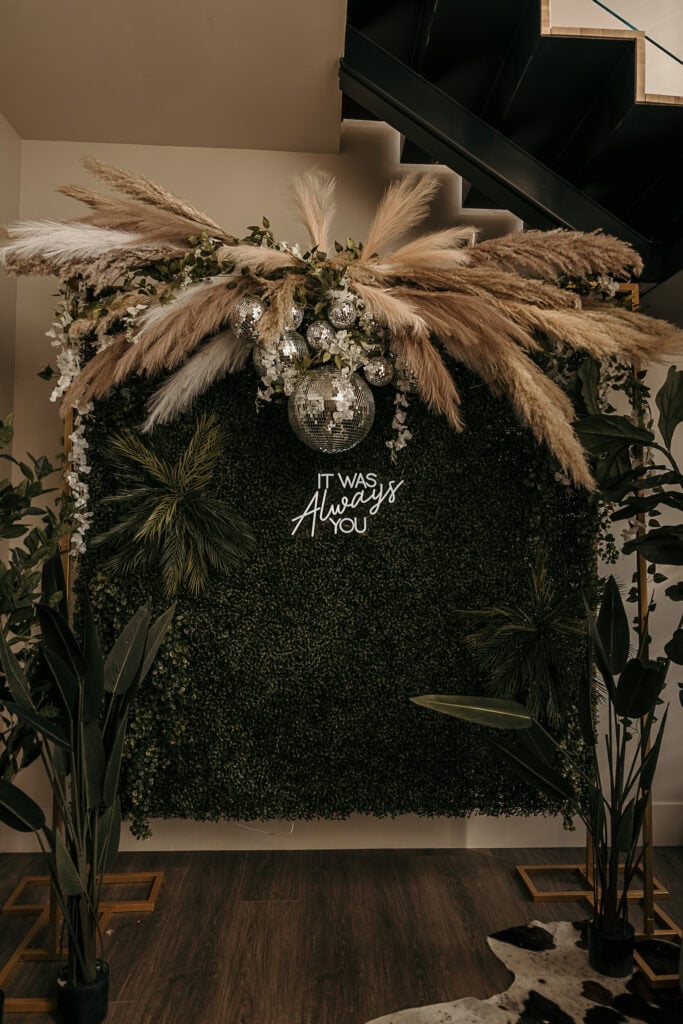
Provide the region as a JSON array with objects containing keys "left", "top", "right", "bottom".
[
  {"left": 288, "top": 369, "right": 376, "bottom": 454},
  {"left": 237, "top": 292, "right": 412, "bottom": 453}
]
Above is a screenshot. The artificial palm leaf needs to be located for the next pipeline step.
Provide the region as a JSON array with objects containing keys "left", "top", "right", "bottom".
[
  {"left": 456, "top": 551, "right": 585, "bottom": 727},
  {"left": 92, "top": 415, "right": 256, "bottom": 596}
]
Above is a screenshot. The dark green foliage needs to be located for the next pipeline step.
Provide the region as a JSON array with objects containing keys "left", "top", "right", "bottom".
[
  {"left": 92, "top": 414, "right": 256, "bottom": 597},
  {"left": 77, "top": 362, "right": 597, "bottom": 834},
  {"left": 453, "top": 551, "right": 586, "bottom": 728}
]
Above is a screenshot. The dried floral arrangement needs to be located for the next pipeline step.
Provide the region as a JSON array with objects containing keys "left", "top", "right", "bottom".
[{"left": 2, "top": 156, "right": 682, "bottom": 504}]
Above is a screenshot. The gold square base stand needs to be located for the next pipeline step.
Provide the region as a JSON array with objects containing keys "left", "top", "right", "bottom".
[{"left": 0, "top": 871, "right": 164, "bottom": 1014}]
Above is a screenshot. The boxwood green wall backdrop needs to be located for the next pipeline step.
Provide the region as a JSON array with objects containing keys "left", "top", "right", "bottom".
[{"left": 80, "top": 362, "right": 596, "bottom": 835}]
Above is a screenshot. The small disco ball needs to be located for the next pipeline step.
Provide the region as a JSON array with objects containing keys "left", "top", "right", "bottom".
[
  {"left": 305, "top": 319, "right": 336, "bottom": 352},
  {"left": 285, "top": 301, "right": 304, "bottom": 330},
  {"left": 253, "top": 329, "right": 308, "bottom": 382},
  {"left": 393, "top": 355, "right": 421, "bottom": 394},
  {"left": 328, "top": 298, "right": 357, "bottom": 329},
  {"left": 364, "top": 355, "right": 394, "bottom": 387},
  {"left": 229, "top": 295, "right": 266, "bottom": 340},
  {"left": 288, "top": 369, "right": 375, "bottom": 453},
  {"left": 358, "top": 310, "right": 383, "bottom": 335}
]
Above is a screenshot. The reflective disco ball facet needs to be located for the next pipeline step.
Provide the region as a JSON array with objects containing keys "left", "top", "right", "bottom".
[
  {"left": 252, "top": 329, "right": 308, "bottom": 382},
  {"left": 328, "top": 298, "right": 357, "bottom": 329},
  {"left": 305, "top": 320, "right": 336, "bottom": 352},
  {"left": 285, "top": 301, "right": 305, "bottom": 330},
  {"left": 393, "top": 355, "right": 421, "bottom": 394},
  {"left": 364, "top": 355, "right": 394, "bottom": 387},
  {"left": 358, "top": 310, "right": 383, "bottom": 335},
  {"left": 229, "top": 295, "right": 266, "bottom": 340},
  {"left": 288, "top": 369, "right": 375, "bottom": 453}
]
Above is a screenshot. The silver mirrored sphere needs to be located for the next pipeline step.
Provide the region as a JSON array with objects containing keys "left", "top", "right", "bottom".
[
  {"left": 364, "top": 356, "right": 394, "bottom": 387},
  {"left": 305, "top": 320, "right": 336, "bottom": 352},
  {"left": 285, "top": 301, "right": 304, "bottom": 330},
  {"left": 253, "top": 329, "right": 308, "bottom": 382},
  {"left": 393, "top": 355, "right": 421, "bottom": 394},
  {"left": 328, "top": 298, "right": 357, "bottom": 329},
  {"left": 358, "top": 310, "right": 383, "bottom": 335},
  {"left": 288, "top": 369, "right": 375, "bottom": 453},
  {"left": 229, "top": 295, "right": 266, "bottom": 340}
]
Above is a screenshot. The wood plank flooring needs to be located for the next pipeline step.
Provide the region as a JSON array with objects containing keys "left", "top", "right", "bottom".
[{"left": 1, "top": 847, "right": 681, "bottom": 1023}]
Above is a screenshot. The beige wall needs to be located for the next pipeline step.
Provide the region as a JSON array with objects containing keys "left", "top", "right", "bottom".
[
  {"left": 0, "top": 111, "right": 19, "bottom": 420},
  {"left": 1, "top": 121, "right": 681, "bottom": 852}
]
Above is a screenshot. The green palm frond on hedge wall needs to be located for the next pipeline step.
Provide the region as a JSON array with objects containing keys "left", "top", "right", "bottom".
[
  {"left": 456, "top": 551, "right": 585, "bottom": 727},
  {"left": 92, "top": 413, "right": 255, "bottom": 596}
]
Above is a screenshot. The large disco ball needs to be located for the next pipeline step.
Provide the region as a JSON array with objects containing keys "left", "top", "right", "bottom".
[
  {"left": 288, "top": 369, "right": 375, "bottom": 453},
  {"left": 253, "top": 329, "right": 308, "bottom": 382}
]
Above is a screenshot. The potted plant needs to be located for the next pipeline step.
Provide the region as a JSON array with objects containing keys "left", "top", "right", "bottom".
[
  {"left": 0, "top": 595, "right": 174, "bottom": 1022},
  {"left": 412, "top": 576, "right": 671, "bottom": 978}
]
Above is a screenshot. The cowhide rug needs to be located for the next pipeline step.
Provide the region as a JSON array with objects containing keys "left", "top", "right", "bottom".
[{"left": 365, "top": 921, "right": 682, "bottom": 1024}]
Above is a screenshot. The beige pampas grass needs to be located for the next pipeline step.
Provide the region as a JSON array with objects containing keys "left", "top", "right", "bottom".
[
  {"left": 60, "top": 336, "right": 131, "bottom": 413},
  {"left": 216, "top": 243, "right": 302, "bottom": 274},
  {"left": 361, "top": 173, "right": 441, "bottom": 259},
  {"left": 82, "top": 156, "right": 226, "bottom": 236},
  {"left": 392, "top": 332, "right": 463, "bottom": 429},
  {"left": 290, "top": 170, "right": 336, "bottom": 252},
  {"left": 351, "top": 281, "right": 429, "bottom": 338},
  {"left": 59, "top": 184, "right": 215, "bottom": 247},
  {"left": 468, "top": 228, "right": 643, "bottom": 281},
  {"left": 143, "top": 331, "right": 251, "bottom": 431},
  {"left": 115, "top": 278, "right": 242, "bottom": 379}
]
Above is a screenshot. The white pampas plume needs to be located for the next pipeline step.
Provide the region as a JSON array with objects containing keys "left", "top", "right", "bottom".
[
  {"left": 361, "top": 174, "right": 441, "bottom": 260},
  {"left": 290, "top": 170, "right": 336, "bottom": 252},
  {"left": 351, "top": 281, "right": 429, "bottom": 338},
  {"left": 0, "top": 221, "right": 145, "bottom": 270},
  {"left": 143, "top": 331, "right": 251, "bottom": 430}
]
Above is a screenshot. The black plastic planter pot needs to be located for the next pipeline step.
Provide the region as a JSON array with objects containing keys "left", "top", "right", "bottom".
[
  {"left": 57, "top": 963, "right": 110, "bottom": 1024},
  {"left": 587, "top": 920, "right": 635, "bottom": 978}
]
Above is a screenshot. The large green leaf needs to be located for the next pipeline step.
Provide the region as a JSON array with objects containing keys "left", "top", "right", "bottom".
[
  {"left": 0, "top": 780, "right": 46, "bottom": 832},
  {"left": 139, "top": 603, "right": 176, "bottom": 684},
  {"left": 81, "top": 720, "right": 106, "bottom": 809},
  {"left": 97, "top": 798, "right": 122, "bottom": 873},
  {"left": 614, "top": 659, "right": 666, "bottom": 719},
  {"left": 610, "top": 492, "right": 683, "bottom": 521},
  {"left": 488, "top": 737, "right": 578, "bottom": 804},
  {"left": 42, "top": 647, "right": 80, "bottom": 719},
  {"left": 640, "top": 706, "right": 669, "bottom": 791},
  {"left": 36, "top": 604, "right": 87, "bottom": 681},
  {"left": 53, "top": 830, "right": 84, "bottom": 896},
  {"left": 655, "top": 365, "right": 683, "bottom": 449},
  {"left": 597, "top": 577, "right": 630, "bottom": 675},
  {"left": 575, "top": 414, "right": 653, "bottom": 454},
  {"left": 665, "top": 582, "right": 683, "bottom": 602},
  {"left": 0, "top": 629, "right": 33, "bottom": 708},
  {"left": 664, "top": 629, "right": 683, "bottom": 665},
  {"left": 578, "top": 358, "right": 601, "bottom": 415},
  {"left": 82, "top": 593, "right": 105, "bottom": 722},
  {"left": 582, "top": 594, "right": 615, "bottom": 697},
  {"left": 41, "top": 552, "right": 68, "bottom": 620},
  {"left": 410, "top": 694, "right": 533, "bottom": 729},
  {"left": 623, "top": 525, "right": 683, "bottom": 566},
  {"left": 2, "top": 700, "right": 69, "bottom": 748},
  {"left": 104, "top": 607, "right": 151, "bottom": 696},
  {"left": 615, "top": 798, "right": 636, "bottom": 853},
  {"left": 102, "top": 713, "right": 128, "bottom": 808}
]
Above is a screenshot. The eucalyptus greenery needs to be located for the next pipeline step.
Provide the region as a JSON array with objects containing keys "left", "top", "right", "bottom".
[
  {"left": 91, "top": 413, "right": 256, "bottom": 597},
  {"left": 0, "top": 597, "right": 174, "bottom": 989},
  {"left": 455, "top": 551, "right": 585, "bottom": 727}
]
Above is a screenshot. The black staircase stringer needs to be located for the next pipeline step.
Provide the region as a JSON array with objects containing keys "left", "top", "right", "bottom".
[{"left": 341, "top": 27, "right": 666, "bottom": 281}]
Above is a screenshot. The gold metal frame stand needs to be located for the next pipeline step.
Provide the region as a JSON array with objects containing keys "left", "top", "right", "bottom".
[{"left": 0, "top": 413, "right": 166, "bottom": 1012}]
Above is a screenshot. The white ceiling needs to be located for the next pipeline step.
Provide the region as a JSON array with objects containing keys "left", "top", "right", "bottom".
[{"left": 0, "top": 0, "right": 346, "bottom": 151}]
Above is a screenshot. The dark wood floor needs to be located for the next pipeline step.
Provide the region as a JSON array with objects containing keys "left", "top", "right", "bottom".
[{"left": 1, "top": 846, "right": 681, "bottom": 1023}]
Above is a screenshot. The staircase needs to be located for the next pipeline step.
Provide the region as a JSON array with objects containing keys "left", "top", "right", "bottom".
[{"left": 341, "top": 0, "right": 683, "bottom": 283}]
